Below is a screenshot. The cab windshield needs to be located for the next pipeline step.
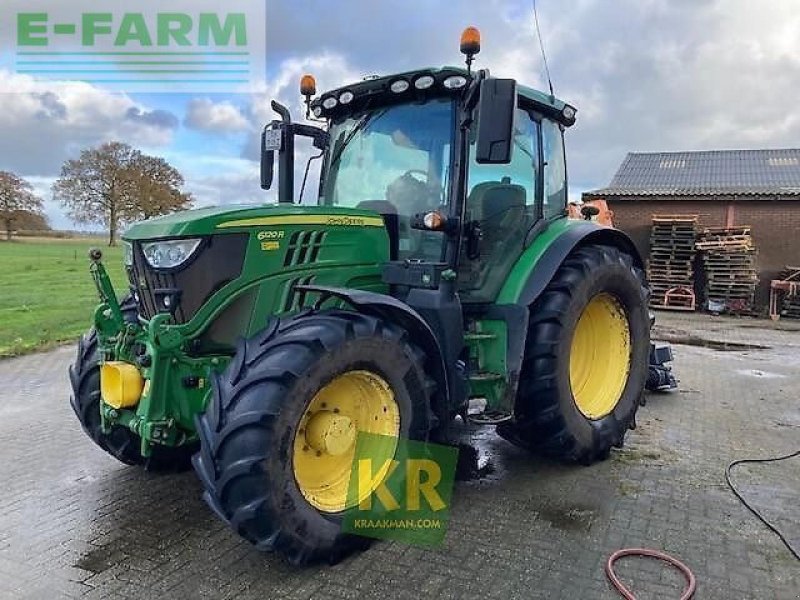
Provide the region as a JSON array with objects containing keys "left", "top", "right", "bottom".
[{"left": 320, "top": 98, "right": 455, "bottom": 260}]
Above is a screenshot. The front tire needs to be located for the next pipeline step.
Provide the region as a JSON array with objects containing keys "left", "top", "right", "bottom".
[
  {"left": 498, "top": 244, "right": 649, "bottom": 464},
  {"left": 193, "top": 309, "right": 435, "bottom": 565}
]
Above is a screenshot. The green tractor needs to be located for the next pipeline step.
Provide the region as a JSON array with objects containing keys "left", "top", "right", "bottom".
[{"left": 69, "top": 31, "right": 651, "bottom": 564}]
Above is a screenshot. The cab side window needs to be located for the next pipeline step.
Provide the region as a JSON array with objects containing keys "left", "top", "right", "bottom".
[
  {"left": 541, "top": 119, "right": 567, "bottom": 219},
  {"left": 467, "top": 108, "right": 539, "bottom": 206}
]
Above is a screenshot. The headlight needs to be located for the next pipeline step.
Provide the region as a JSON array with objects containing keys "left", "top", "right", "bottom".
[
  {"left": 142, "top": 239, "right": 202, "bottom": 269},
  {"left": 123, "top": 241, "right": 134, "bottom": 267}
]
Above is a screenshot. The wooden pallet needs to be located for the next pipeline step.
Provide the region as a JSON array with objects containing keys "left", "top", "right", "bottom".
[
  {"left": 779, "top": 266, "right": 800, "bottom": 319},
  {"left": 696, "top": 227, "right": 758, "bottom": 314},
  {"left": 648, "top": 215, "right": 698, "bottom": 309}
]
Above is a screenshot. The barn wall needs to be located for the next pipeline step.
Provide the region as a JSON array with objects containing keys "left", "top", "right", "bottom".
[{"left": 583, "top": 195, "right": 800, "bottom": 311}]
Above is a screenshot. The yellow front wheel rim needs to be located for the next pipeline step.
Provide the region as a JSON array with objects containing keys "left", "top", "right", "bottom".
[
  {"left": 569, "top": 293, "right": 632, "bottom": 420},
  {"left": 292, "top": 370, "right": 400, "bottom": 513}
]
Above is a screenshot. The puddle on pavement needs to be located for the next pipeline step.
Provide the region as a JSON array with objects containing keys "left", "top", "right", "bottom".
[
  {"left": 454, "top": 441, "right": 496, "bottom": 481},
  {"left": 735, "top": 368, "right": 786, "bottom": 379},
  {"left": 665, "top": 336, "right": 770, "bottom": 352},
  {"left": 536, "top": 505, "right": 595, "bottom": 532},
  {"left": 74, "top": 541, "right": 124, "bottom": 574}
]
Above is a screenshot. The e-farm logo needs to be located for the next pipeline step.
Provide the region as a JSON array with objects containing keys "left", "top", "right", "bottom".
[
  {"left": 343, "top": 433, "right": 458, "bottom": 547},
  {"left": 4, "top": 1, "right": 266, "bottom": 93}
]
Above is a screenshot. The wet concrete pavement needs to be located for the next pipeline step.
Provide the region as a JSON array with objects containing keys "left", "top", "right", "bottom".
[{"left": 0, "top": 312, "right": 798, "bottom": 599}]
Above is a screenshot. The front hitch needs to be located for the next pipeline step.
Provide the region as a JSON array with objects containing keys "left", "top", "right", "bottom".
[{"left": 88, "top": 248, "right": 127, "bottom": 342}]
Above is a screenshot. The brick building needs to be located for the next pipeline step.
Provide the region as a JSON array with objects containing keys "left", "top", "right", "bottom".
[{"left": 584, "top": 149, "right": 800, "bottom": 309}]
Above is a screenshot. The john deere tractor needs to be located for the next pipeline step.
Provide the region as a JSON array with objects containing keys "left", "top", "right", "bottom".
[{"left": 69, "top": 30, "right": 651, "bottom": 564}]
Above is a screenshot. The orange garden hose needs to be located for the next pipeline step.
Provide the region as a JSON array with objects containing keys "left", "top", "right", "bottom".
[{"left": 605, "top": 548, "right": 696, "bottom": 600}]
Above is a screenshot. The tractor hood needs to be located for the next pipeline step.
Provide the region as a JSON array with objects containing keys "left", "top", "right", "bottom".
[
  {"left": 123, "top": 204, "right": 386, "bottom": 240},
  {"left": 120, "top": 203, "right": 391, "bottom": 330}
]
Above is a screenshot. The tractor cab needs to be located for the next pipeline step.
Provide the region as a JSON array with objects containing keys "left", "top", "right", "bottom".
[{"left": 261, "top": 43, "right": 577, "bottom": 307}]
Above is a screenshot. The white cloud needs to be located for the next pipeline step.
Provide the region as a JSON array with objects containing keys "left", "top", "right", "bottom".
[
  {"left": 248, "top": 53, "right": 362, "bottom": 128},
  {"left": 0, "top": 70, "right": 178, "bottom": 176},
  {"left": 184, "top": 99, "right": 250, "bottom": 134},
  {"left": 3, "top": 0, "right": 800, "bottom": 225},
  {"left": 236, "top": 53, "right": 362, "bottom": 203},
  {"left": 521, "top": 0, "right": 800, "bottom": 190}
]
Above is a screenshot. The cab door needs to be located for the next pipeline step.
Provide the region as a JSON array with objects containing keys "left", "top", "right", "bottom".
[{"left": 458, "top": 107, "right": 541, "bottom": 303}]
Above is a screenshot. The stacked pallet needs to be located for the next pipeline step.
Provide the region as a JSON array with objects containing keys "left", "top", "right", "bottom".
[
  {"left": 696, "top": 227, "right": 758, "bottom": 313},
  {"left": 647, "top": 215, "right": 697, "bottom": 310},
  {"left": 779, "top": 266, "right": 800, "bottom": 319}
]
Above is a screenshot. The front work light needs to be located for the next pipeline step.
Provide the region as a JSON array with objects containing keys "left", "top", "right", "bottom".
[
  {"left": 142, "top": 239, "right": 202, "bottom": 269},
  {"left": 339, "top": 90, "right": 354, "bottom": 104},
  {"left": 443, "top": 75, "right": 468, "bottom": 89},
  {"left": 414, "top": 75, "right": 435, "bottom": 90},
  {"left": 390, "top": 79, "right": 410, "bottom": 93}
]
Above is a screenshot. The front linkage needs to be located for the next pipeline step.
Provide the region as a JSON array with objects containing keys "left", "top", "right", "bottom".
[{"left": 88, "top": 249, "right": 226, "bottom": 458}]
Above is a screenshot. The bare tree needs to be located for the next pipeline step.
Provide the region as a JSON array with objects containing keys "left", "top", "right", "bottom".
[
  {"left": 0, "top": 171, "right": 44, "bottom": 240},
  {"left": 53, "top": 142, "right": 192, "bottom": 246},
  {"left": 127, "top": 154, "right": 192, "bottom": 220},
  {"left": 9, "top": 210, "right": 49, "bottom": 232}
]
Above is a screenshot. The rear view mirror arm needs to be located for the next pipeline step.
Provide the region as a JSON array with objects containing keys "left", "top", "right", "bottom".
[{"left": 261, "top": 101, "right": 329, "bottom": 201}]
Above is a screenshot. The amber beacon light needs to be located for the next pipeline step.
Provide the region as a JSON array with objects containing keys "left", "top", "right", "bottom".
[
  {"left": 300, "top": 74, "right": 317, "bottom": 97},
  {"left": 460, "top": 26, "right": 481, "bottom": 70}
]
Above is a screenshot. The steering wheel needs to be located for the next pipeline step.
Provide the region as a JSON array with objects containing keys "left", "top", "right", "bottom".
[{"left": 402, "top": 169, "right": 429, "bottom": 184}]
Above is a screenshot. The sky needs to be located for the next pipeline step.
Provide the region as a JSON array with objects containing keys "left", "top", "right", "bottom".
[{"left": 1, "top": 0, "right": 799, "bottom": 230}]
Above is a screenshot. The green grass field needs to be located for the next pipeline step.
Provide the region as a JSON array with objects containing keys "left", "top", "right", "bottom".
[{"left": 0, "top": 239, "right": 128, "bottom": 357}]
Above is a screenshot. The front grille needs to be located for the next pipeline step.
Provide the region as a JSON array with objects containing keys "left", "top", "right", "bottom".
[{"left": 127, "top": 234, "right": 248, "bottom": 324}]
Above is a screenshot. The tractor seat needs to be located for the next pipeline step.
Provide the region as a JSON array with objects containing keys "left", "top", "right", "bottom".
[
  {"left": 468, "top": 178, "right": 527, "bottom": 244},
  {"left": 459, "top": 178, "right": 528, "bottom": 300}
]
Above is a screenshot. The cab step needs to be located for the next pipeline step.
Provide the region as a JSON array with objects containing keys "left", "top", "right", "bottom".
[{"left": 464, "top": 332, "right": 497, "bottom": 342}]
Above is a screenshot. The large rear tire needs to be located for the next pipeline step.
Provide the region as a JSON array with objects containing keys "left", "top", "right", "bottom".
[
  {"left": 498, "top": 244, "right": 649, "bottom": 464},
  {"left": 68, "top": 297, "right": 196, "bottom": 472},
  {"left": 193, "top": 309, "right": 435, "bottom": 565}
]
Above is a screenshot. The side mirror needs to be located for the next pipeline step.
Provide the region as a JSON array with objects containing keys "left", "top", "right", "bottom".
[
  {"left": 474, "top": 78, "right": 516, "bottom": 164},
  {"left": 260, "top": 126, "right": 282, "bottom": 190}
]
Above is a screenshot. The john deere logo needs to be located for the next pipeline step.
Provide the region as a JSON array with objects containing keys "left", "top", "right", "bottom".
[
  {"left": 3, "top": 1, "right": 266, "bottom": 93},
  {"left": 343, "top": 433, "right": 458, "bottom": 546},
  {"left": 327, "top": 216, "right": 366, "bottom": 227}
]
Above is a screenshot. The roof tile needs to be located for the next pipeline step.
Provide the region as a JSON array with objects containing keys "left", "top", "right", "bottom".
[{"left": 588, "top": 149, "right": 800, "bottom": 196}]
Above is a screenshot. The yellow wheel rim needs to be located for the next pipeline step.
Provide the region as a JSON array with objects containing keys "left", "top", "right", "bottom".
[
  {"left": 569, "top": 293, "right": 632, "bottom": 420},
  {"left": 292, "top": 370, "right": 400, "bottom": 513}
]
